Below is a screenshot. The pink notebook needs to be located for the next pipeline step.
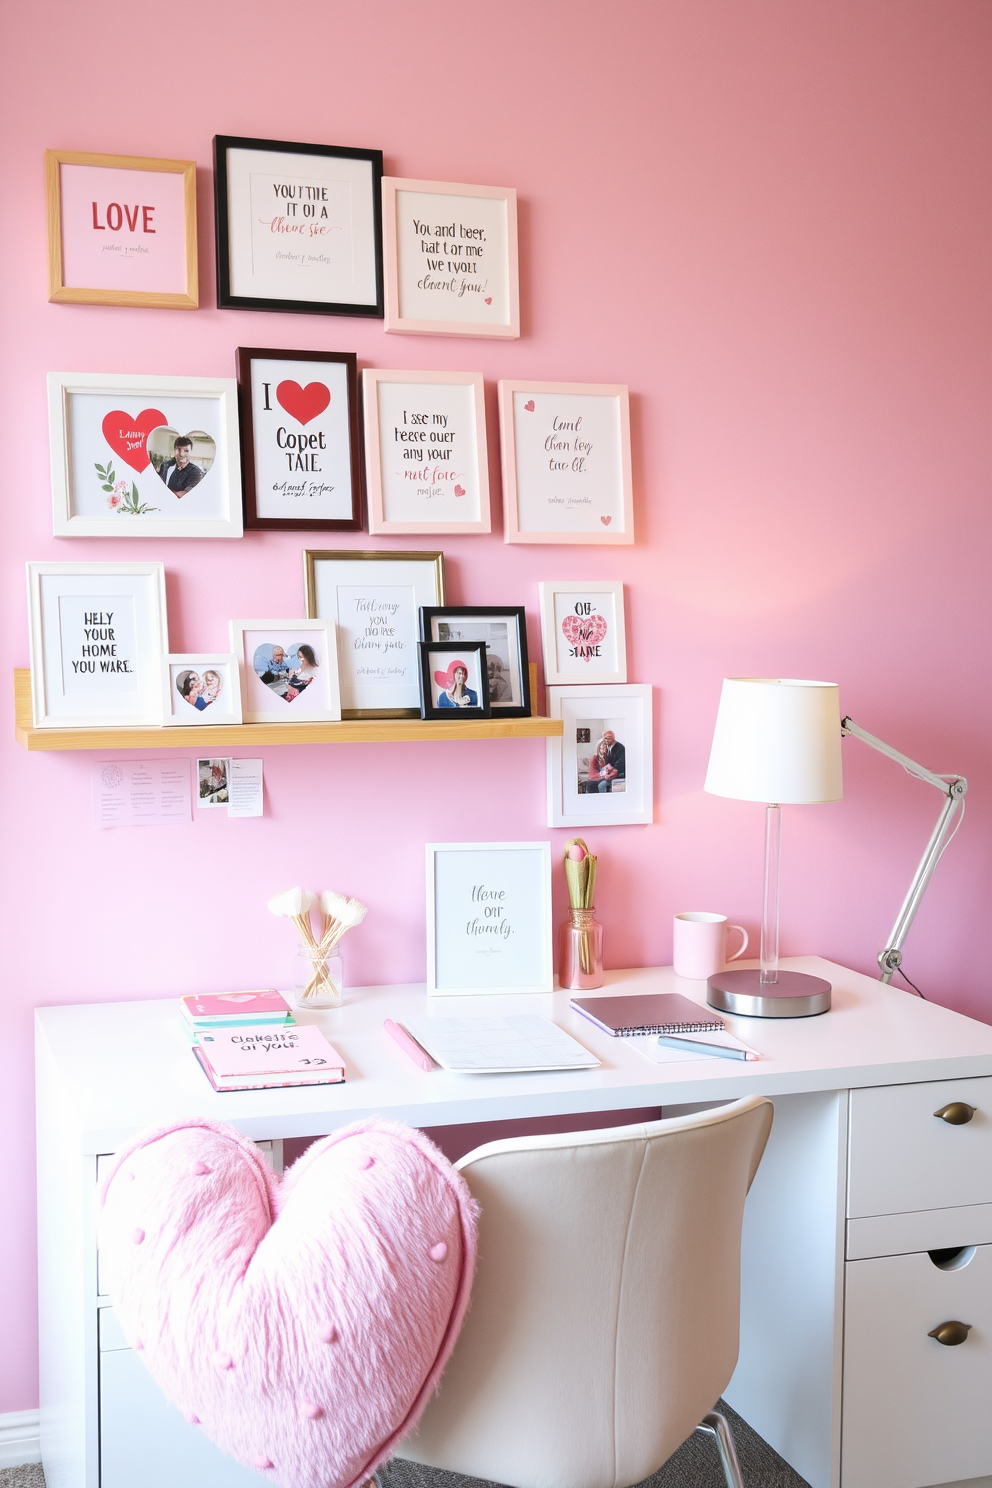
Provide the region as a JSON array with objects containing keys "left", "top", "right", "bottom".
[
  {"left": 197, "top": 1024, "right": 344, "bottom": 1081},
  {"left": 181, "top": 990, "right": 291, "bottom": 1021}
]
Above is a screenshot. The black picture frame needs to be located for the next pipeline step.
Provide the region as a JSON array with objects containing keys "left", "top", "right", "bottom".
[
  {"left": 418, "top": 641, "right": 492, "bottom": 720},
  {"left": 214, "top": 135, "right": 384, "bottom": 317},
  {"left": 419, "top": 606, "right": 531, "bottom": 718},
  {"left": 236, "top": 348, "right": 363, "bottom": 531}
]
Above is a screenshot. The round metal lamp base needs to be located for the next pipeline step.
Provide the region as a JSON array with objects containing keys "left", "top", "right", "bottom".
[{"left": 706, "top": 968, "right": 832, "bottom": 1018}]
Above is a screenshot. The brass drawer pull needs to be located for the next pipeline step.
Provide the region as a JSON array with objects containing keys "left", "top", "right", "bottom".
[
  {"left": 928, "top": 1321, "right": 972, "bottom": 1346},
  {"left": 933, "top": 1102, "right": 976, "bottom": 1125}
]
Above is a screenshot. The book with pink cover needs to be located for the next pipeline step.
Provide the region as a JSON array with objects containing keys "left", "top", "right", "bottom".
[
  {"left": 195, "top": 1024, "right": 344, "bottom": 1087},
  {"left": 181, "top": 990, "right": 292, "bottom": 1023}
]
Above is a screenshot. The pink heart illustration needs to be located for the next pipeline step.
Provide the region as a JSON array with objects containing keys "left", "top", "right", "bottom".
[
  {"left": 524, "top": 400, "right": 535, "bottom": 413},
  {"left": 601, "top": 515, "right": 612, "bottom": 526},
  {"left": 453, "top": 485, "right": 466, "bottom": 497},
  {"left": 101, "top": 408, "right": 168, "bottom": 473},
  {"left": 561, "top": 613, "right": 608, "bottom": 657},
  {"left": 484, "top": 297, "right": 492, "bottom": 305},
  {"left": 98, "top": 1119, "right": 476, "bottom": 1488}
]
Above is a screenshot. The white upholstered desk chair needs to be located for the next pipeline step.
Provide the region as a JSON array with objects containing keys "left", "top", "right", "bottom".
[{"left": 398, "top": 1095, "right": 773, "bottom": 1488}]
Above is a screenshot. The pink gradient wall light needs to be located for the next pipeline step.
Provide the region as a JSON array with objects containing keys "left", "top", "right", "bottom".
[{"left": 704, "top": 678, "right": 842, "bottom": 1017}]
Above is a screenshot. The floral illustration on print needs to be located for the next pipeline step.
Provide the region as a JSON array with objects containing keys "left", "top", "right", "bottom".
[{"left": 94, "top": 461, "right": 159, "bottom": 515}]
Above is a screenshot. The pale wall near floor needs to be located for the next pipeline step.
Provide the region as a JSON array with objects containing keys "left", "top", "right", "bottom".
[{"left": 1, "top": 0, "right": 989, "bottom": 1413}]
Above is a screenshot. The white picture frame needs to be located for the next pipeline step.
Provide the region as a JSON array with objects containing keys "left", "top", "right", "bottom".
[
  {"left": 48, "top": 372, "right": 243, "bottom": 539},
  {"left": 539, "top": 581, "right": 627, "bottom": 685},
  {"left": 546, "top": 684, "right": 653, "bottom": 827},
  {"left": 26, "top": 561, "right": 168, "bottom": 729},
  {"left": 383, "top": 177, "right": 519, "bottom": 339},
  {"left": 229, "top": 620, "right": 341, "bottom": 724},
  {"left": 426, "top": 841, "right": 553, "bottom": 995},
  {"left": 498, "top": 379, "right": 634, "bottom": 544},
  {"left": 161, "top": 654, "right": 242, "bottom": 727},
  {"left": 363, "top": 369, "right": 491, "bottom": 534}
]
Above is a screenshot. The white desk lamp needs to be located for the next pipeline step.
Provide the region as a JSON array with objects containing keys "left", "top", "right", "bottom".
[{"left": 704, "top": 678, "right": 967, "bottom": 1017}]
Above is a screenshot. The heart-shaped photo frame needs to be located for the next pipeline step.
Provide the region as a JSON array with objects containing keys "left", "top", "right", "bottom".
[
  {"left": 253, "top": 641, "right": 321, "bottom": 702},
  {"left": 146, "top": 427, "right": 216, "bottom": 499}
]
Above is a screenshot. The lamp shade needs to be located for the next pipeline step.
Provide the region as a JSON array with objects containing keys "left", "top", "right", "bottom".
[{"left": 704, "top": 678, "right": 843, "bottom": 804}]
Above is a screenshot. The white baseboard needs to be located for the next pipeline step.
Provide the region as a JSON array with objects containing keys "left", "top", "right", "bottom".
[{"left": 0, "top": 1408, "right": 41, "bottom": 1467}]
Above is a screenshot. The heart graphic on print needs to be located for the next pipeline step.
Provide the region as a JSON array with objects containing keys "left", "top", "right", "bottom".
[
  {"left": 601, "top": 515, "right": 612, "bottom": 526},
  {"left": 454, "top": 485, "right": 466, "bottom": 497},
  {"left": 484, "top": 297, "right": 492, "bottom": 305},
  {"left": 276, "top": 381, "right": 331, "bottom": 426},
  {"left": 523, "top": 400, "right": 535, "bottom": 413},
  {"left": 561, "top": 613, "right": 608, "bottom": 657},
  {"left": 97, "top": 1119, "right": 477, "bottom": 1488},
  {"left": 101, "top": 409, "right": 167, "bottom": 473}
]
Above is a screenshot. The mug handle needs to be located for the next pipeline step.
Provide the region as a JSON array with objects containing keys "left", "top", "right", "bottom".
[{"left": 726, "top": 925, "right": 749, "bottom": 962}]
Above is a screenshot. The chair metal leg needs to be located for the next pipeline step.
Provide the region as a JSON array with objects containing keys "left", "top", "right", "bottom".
[{"left": 696, "top": 1409, "right": 745, "bottom": 1488}]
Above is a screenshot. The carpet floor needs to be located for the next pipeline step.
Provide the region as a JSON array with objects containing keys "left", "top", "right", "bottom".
[{"left": 2, "top": 1401, "right": 810, "bottom": 1487}]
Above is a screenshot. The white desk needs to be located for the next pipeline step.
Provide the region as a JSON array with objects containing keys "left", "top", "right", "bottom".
[{"left": 36, "top": 958, "right": 992, "bottom": 1488}]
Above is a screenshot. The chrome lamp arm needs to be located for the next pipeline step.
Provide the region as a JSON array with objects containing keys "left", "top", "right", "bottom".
[{"left": 841, "top": 716, "right": 967, "bottom": 985}]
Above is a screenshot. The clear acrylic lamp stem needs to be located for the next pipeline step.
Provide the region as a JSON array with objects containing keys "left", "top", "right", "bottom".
[{"left": 760, "top": 804, "right": 781, "bottom": 985}]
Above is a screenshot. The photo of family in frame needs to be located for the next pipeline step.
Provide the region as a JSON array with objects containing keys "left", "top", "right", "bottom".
[
  {"left": 576, "top": 720, "right": 627, "bottom": 793},
  {"left": 252, "top": 641, "right": 321, "bottom": 703},
  {"left": 175, "top": 667, "right": 224, "bottom": 712}
]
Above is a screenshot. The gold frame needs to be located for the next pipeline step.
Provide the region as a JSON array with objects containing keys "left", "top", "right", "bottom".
[
  {"left": 45, "top": 149, "right": 198, "bottom": 309},
  {"left": 303, "top": 549, "right": 445, "bottom": 718}
]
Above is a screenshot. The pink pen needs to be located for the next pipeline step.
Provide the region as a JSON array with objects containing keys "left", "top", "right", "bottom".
[{"left": 383, "top": 1019, "right": 434, "bottom": 1071}]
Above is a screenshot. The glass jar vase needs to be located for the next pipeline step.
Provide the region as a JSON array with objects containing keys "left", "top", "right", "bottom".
[
  {"left": 292, "top": 946, "right": 344, "bottom": 1009},
  {"left": 559, "top": 906, "right": 604, "bottom": 991}
]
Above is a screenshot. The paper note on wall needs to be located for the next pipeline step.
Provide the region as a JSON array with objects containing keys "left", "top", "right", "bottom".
[
  {"left": 92, "top": 760, "right": 191, "bottom": 828},
  {"left": 228, "top": 759, "right": 263, "bottom": 818}
]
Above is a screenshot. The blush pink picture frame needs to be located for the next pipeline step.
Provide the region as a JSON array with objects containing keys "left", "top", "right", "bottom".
[
  {"left": 498, "top": 380, "right": 634, "bottom": 545},
  {"left": 363, "top": 369, "right": 491, "bottom": 534},
  {"left": 46, "top": 150, "right": 198, "bottom": 309},
  {"left": 382, "top": 177, "right": 519, "bottom": 339}
]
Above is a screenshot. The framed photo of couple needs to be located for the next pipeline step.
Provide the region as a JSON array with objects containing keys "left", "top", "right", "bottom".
[
  {"left": 161, "top": 654, "right": 242, "bottom": 726},
  {"left": 229, "top": 620, "right": 341, "bottom": 723},
  {"left": 546, "top": 683, "right": 653, "bottom": 827},
  {"left": 419, "top": 606, "right": 531, "bottom": 718}
]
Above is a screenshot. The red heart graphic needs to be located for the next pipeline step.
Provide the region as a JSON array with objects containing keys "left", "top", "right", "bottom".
[
  {"left": 454, "top": 485, "right": 466, "bottom": 497},
  {"left": 524, "top": 400, "right": 535, "bottom": 413},
  {"left": 601, "top": 515, "right": 612, "bottom": 526},
  {"left": 276, "top": 381, "right": 331, "bottom": 426},
  {"left": 484, "top": 297, "right": 492, "bottom": 305},
  {"left": 101, "top": 409, "right": 167, "bottom": 473},
  {"left": 561, "top": 613, "right": 608, "bottom": 657}
]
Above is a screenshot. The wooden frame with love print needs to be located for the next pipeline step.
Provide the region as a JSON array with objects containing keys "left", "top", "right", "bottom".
[
  {"left": 498, "top": 380, "right": 634, "bottom": 545},
  {"left": 229, "top": 620, "right": 341, "bottom": 724},
  {"left": 237, "top": 348, "right": 363, "bottom": 531},
  {"left": 48, "top": 373, "right": 243, "bottom": 539},
  {"left": 538, "top": 581, "right": 627, "bottom": 686}
]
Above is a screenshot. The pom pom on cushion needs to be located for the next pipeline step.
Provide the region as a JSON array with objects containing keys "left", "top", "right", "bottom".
[{"left": 98, "top": 1117, "right": 478, "bottom": 1488}]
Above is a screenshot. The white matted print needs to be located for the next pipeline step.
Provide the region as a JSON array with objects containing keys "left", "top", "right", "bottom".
[
  {"left": 229, "top": 621, "right": 341, "bottom": 723},
  {"left": 27, "top": 561, "right": 168, "bottom": 729},
  {"left": 498, "top": 380, "right": 633, "bottom": 544},
  {"left": 363, "top": 370, "right": 490, "bottom": 534},
  {"left": 539, "top": 582, "right": 627, "bottom": 685},
  {"left": 162, "top": 654, "right": 242, "bottom": 727},
  {"left": 547, "top": 684, "right": 653, "bottom": 827},
  {"left": 49, "top": 373, "right": 242, "bottom": 539},
  {"left": 426, "top": 842, "right": 553, "bottom": 995},
  {"left": 383, "top": 178, "right": 519, "bottom": 339}
]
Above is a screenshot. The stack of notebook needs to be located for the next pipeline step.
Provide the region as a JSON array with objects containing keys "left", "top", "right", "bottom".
[
  {"left": 180, "top": 989, "right": 295, "bottom": 1043},
  {"left": 193, "top": 1023, "right": 346, "bottom": 1092}
]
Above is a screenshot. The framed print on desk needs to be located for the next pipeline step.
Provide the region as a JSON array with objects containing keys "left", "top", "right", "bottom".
[
  {"left": 229, "top": 620, "right": 341, "bottom": 723},
  {"left": 26, "top": 561, "right": 168, "bottom": 729},
  {"left": 48, "top": 373, "right": 243, "bottom": 539},
  {"left": 420, "top": 606, "right": 531, "bottom": 717},
  {"left": 45, "top": 149, "right": 198, "bottom": 309},
  {"left": 546, "top": 684, "right": 653, "bottom": 827},
  {"left": 539, "top": 581, "right": 627, "bottom": 685},
  {"left": 426, "top": 842, "right": 553, "bottom": 995},
  {"left": 236, "top": 348, "right": 362, "bottom": 530},
  {"left": 363, "top": 369, "right": 490, "bottom": 534},
  {"left": 304, "top": 549, "right": 444, "bottom": 717},
  {"left": 382, "top": 177, "right": 519, "bottom": 339},
  {"left": 498, "top": 380, "right": 633, "bottom": 544},
  {"left": 214, "top": 136, "right": 383, "bottom": 317}
]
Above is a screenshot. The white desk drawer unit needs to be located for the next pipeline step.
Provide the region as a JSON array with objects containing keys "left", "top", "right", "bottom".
[{"left": 843, "top": 1078, "right": 992, "bottom": 1488}]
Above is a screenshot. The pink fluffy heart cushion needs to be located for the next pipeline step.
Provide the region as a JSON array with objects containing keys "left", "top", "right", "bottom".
[{"left": 98, "top": 1117, "right": 478, "bottom": 1488}]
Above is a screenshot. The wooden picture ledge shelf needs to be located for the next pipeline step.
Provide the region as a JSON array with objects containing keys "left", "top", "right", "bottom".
[{"left": 13, "top": 666, "right": 563, "bottom": 751}]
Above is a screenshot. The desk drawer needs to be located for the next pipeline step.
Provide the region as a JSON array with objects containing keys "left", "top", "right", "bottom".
[{"left": 848, "top": 1078, "right": 992, "bottom": 1219}]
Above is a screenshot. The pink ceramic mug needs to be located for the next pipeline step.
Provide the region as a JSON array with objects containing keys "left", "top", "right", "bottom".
[{"left": 672, "top": 912, "right": 749, "bottom": 980}]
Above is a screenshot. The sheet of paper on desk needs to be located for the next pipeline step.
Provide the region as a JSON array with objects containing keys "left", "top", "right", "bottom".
[
  {"left": 632, "top": 1030, "right": 761, "bottom": 1064},
  {"left": 403, "top": 1014, "right": 601, "bottom": 1073}
]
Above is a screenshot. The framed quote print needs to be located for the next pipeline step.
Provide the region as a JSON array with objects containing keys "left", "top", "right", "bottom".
[
  {"left": 382, "top": 178, "right": 519, "bottom": 338},
  {"left": 304, "top": 550, "right": 444, "bottom": 717},
  {"left": 45, "top": 149, "right": 198, "bottom": 309},
  {"left": 229, "top": 620, "right": 341, "bottom": 723},
  {"left": 27, "top": 561, "right": 168, "bottom": 729},
  {"left": 237, "top": 348, "right": 362, "bottom": 530},
  {"left": 420, "top": 606, "right": 531, "bottom": 717},
  {"left": 363, "top": 369, "right": 490, "bottom": 534},
  {"left": 498, "top": 380, "right": 634, "bottom": 544},
  {"left": 48, "top": 372, "right": 243, "bottom": 539},
  {"left": 539, "top": 581, "right": 627, "bottom": 685},
  {"left": 546, "top": 684, "right": 653, "bottom": 828},
  {"left": 426, "top": 841, "right": 553, "bottom": 995},
  {"left": 161, "top": 653, "right": 242, "bottom": 727},
  {"left": 214, "top": 136, "right": 383, "bottom": 317}
]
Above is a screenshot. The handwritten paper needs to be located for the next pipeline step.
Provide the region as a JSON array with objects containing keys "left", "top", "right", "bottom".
[
  {"left": 92, "top": 759, "right": 191, "bottom": 829},
  {"left": 228, "top": 759, "right": 263, "bottom": 818}
]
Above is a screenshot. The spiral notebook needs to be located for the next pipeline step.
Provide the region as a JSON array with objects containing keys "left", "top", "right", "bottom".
[{"left": 570, "top": 992, "right": 724, "bottom": 1038}]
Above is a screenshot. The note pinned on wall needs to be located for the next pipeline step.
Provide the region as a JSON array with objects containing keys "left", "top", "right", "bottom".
[{"left": 92, "top": 760, "right": 191, "bottom": 829}]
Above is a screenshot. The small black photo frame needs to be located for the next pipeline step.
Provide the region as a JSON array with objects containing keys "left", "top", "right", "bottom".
[
  {"left": 214, "top": 136, "right": 383, "bottom": 317},
  {"left": 418, "top": 641, "right": 491, "bottom": 720},
  {"left": 419, "top": 606, "right": 531, "bottom": 718},
  {"left": 236, "top": 348, "right": 363, "bottom": 530}
]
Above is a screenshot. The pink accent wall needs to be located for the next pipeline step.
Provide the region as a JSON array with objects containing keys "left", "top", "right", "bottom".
[{"left": 1, "top": 0, "right": 990, "bottom": 1414}]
